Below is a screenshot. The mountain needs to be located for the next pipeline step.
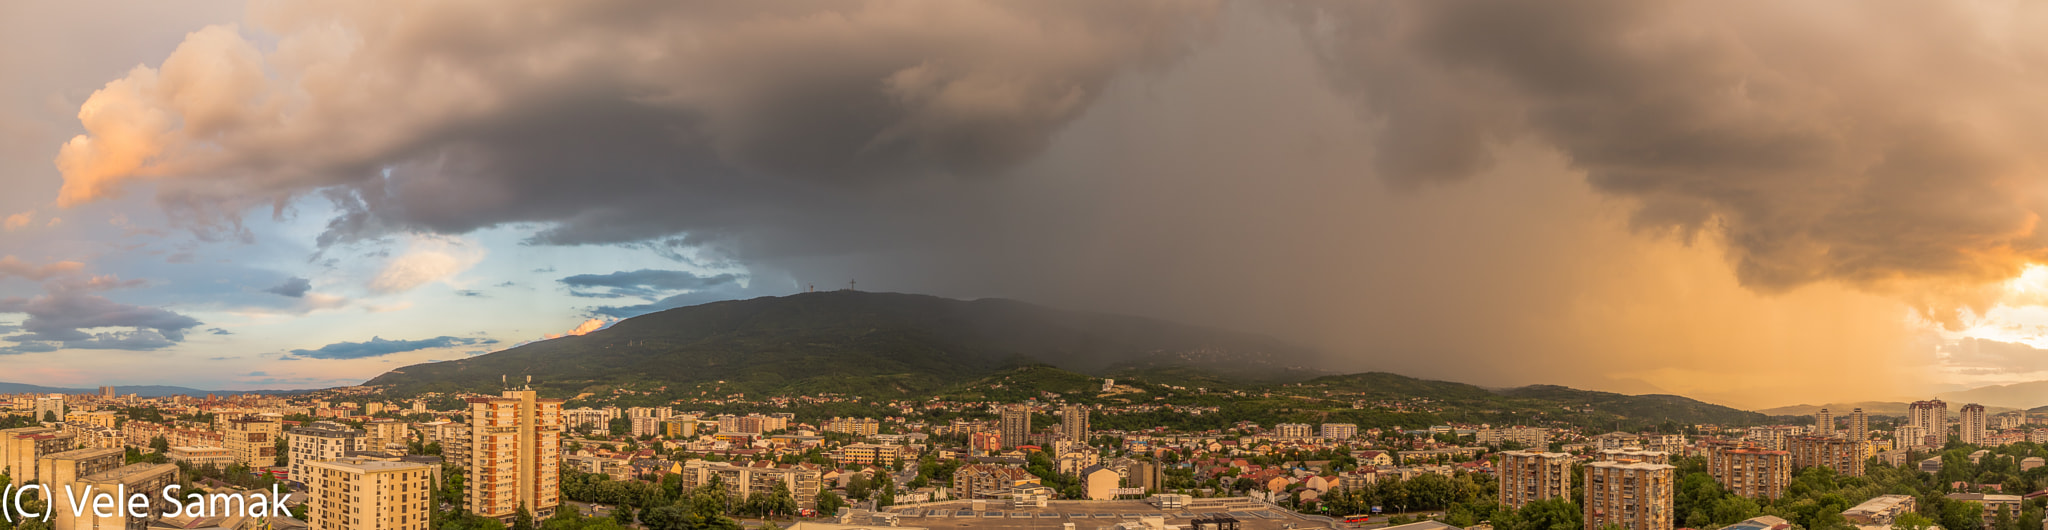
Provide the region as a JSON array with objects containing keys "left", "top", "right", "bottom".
[
  {"left": 1937, "top": 381, "right": 2048, "bottom": 410},
  {"left": 1276, "top": 373, "right": 1768, "bottom": 429},
  {"left": 0, "top": 382, "right": 299, "bottom": 398},
  {"left": 364, "top": 291, "right": 1328, "bottom": 397},
  {"left": 1497, "top": 385, "right": 1769, "bottom": 426}
]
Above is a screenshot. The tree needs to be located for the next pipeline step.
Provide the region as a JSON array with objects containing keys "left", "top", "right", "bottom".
[
  {"left": 511, "top": 505, "right": 536, "bottom": 530},
  {"left": 816, "top": 490, "right": 848, "bottom": 516},
  {"left": 1896, "top": 513, "right": 1939, "bottom": 530},
  {"left": 150, "top": 436, "right": 170, "bottom": 455},
  {"left": 274, "top": 436, "right": 289, "bottom": 467},
  {"left": 42, "top": 411, "right": 56, "bottom": 423},
  {"left": 609, "top": 417, "right": 632, "bottom": 437}
]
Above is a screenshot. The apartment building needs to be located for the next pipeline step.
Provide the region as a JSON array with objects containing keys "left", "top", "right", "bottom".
[
  {"left": 1, "top": 426, "right": 76, "bottom": 480},
  {"left": 824, "top": 417, "right": 881, "bottom": 436},
  {"left": 1596, "top": 449, "right": 1670, "bottom": 465},
  {"left": 1842, "top": 495, "right": 1916, "bottom": 527},
  {"left": 1789, "top": 436, "right": 1866, "bottom": 477},
  {"left": 1321, "top": 423, "right": 1359, "bottom": 441},
  {"left": 1846, "top": 408, "right": 1869, "bottom": 442},
  {"left": 955, "top": 463, "right": 1042, "bottom": 500},
  {"left": 673, "top": 460, "right": 823, "bottom": 509},
  {"left": 289, "top": 421, "right": 366, "bottom": 484},
  {"left": 225, "top": 418, "right": 281, "bottom": 468},
  {"left": 167, "top": 446, "right": 237, "bottom": 467},
  {"left": 1583, "top": 460, "right": 1676, "bottom": 530},
  {"left": 1000, "top": 405, "right": 1032, "bottom": 449},
  {"left": 63, "top": 411, "right": 117, "bottom": 429},
  {"left": 1960, "top": 404, "right": 1987, "bottom": 446},
  {"left": 1497, "top": 451, "right": 1573, "bottom": 508},
  {"left": 626, "top": 407, "right": 673, "bottom": 421},
  {"left": 464, "top": 388, "right": 564, "bottom": 523},
  {"left": 833, "top": 443, "right": 907, "bottom": 466},
  {"left": 365, "top": 418, "right": 411, "bottom": 451},
  {"left": 1946, "top": 493, "right": 2023, "bottom": 529},
  {"left": 661, "top": 418, "right": 699, "bottom": 438},
  {"left": 306, "top": 457, "right": 436, "bottom": 530},
  {"left": 33, "top": 394, "right": 64, "bottom": 422},
  {"left": 1909, "top": 400, "right": 1947, "bottom": 440},
  {"left": 1478, "top": 427, "right": 1550, "bottom": 449},
  {"left": 1815, "top": 409, "right": 1834, "bottom": 437},
  {"left": 1709, "top": 447, "right": 1790, "bottom": 499},
  {"left": 563, "top": 407, "right": 619, "bottom": 431},
  {"left": 40, "top": 448, "right": 178, "bottom": 530},
  {"left": 717, "top": 414, "right": 789, "bottom": 435},
  {"left": 1059, "top": 405, "right": 1091, "bottom": 442},
  {"left": 1274, "top": 423, "right": 1315, "bottom": 439},
  {"left": 1103, "top": 457, "right": 1162, "bottom": 493}
]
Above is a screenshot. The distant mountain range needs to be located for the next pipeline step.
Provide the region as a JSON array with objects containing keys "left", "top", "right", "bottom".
[
  {"left": 1935, "top": 381, "right": 2048, "bottom": 410},
  {"left": 360, "top": 291, "right": 1769, "bottom": 429},
  {"left": 366, "top": 291, "right": 1329, "bottom": 397},
  {"left": 0, "top": 382, "right": 303, "bottom": 398}
]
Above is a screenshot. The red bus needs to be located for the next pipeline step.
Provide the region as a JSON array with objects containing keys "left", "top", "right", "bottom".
[{"left": 1344, "top": 515, "right": 1372, "bottom": 524}]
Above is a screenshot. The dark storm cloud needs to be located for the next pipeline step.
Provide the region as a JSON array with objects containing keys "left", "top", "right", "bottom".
[
  {"left": 262, "top": 277, "right": 312, "bottom": 298},
  {"left": 1288, "top": 0, "right": 2048, "bottom": 317},
  {"left": 56, "top": 0, "right": 1222, "bottom": 251},
  {"left": 559, "top": 269, "right": 742, "bottom": 299},
  {"left": 286, "top": 336, "right": 498, "bottom": 360}
]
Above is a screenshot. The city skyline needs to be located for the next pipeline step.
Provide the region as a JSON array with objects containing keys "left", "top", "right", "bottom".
[{"left": 12, "top": 1, "right": 2048, "bottom": 409}]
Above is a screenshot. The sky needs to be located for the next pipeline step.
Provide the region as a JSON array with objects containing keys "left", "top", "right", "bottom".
[{"left": 5, "top": 0, "right": 2048, "bottom": 408}]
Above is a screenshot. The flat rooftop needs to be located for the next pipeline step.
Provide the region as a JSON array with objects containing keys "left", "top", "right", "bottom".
[
  {"left": 883, "top": 500, "right": 1335, "bottom": 530},
  {"left": 84, "top": 463, "right": 177, "bottom": 483}
]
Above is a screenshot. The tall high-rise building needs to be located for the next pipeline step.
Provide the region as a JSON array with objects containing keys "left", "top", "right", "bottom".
[
  {"left": 1059, "top": 404, "right": 1090, "bottom": 442},
  {"left": 1584, "top": 460, "right": 1676, "bottom": 530},
  {"left": 1909, "top": 400, "right": 1948, "bottom": 438},
  {"left": 97, "top": 386, "right": 115, "bottom": 399},
  {"left": 1708, "top": 447, "right": 1791, "bottom": 499},
  {"left": 999, "top": 405, "right": 1031, "bottom": 449},
  {"left": 305, "top": 457, "right": 435, "bottom": 530},
  {"left": 1498, "top": 451, "right": 1573, "bottom": 508},
  {"left": 465, "top": 387, "right": 564, "bottom": 523},
  {"left": 1815, "top": 409, "right": 1834, "bottom": 436},
  {"left": 1960, "top": 404, "right": 1987, "bottom": 446},
  {"left": 289, "top": 421, "right": 366, "bottom": 484},
  {"left": 1847, "top": 408, "right": 1869, "bottom": 442}
]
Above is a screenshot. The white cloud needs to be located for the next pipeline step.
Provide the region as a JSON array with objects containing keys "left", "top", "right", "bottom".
[{"left": 368, "top": 235, "right": 485, "bottom": 294}]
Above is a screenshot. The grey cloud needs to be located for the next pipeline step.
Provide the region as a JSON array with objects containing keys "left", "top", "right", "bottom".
[
  {"left": 262, "top": 277, "right": 312, "bottom": 298},
  {"left": 1290, "top": 0, "right": 2048, "bottom": 317},
  {"left": 287, "top": 336, "right": 496, "bottom": 360},
  {"left": 49, "top": 1, "right": 1222, "bottom": 251},
  {"left": 1942, "top": 338, "right": 2048, "bottom": 375},
  {"left": 207, "top": 327, "right": 232, "bottom": 335},
  {"left": 559, "top": 269, "right": 742, "bottom": 299},
  {"left": 0, "top": 277, "right": 203, "bottom": 352}
]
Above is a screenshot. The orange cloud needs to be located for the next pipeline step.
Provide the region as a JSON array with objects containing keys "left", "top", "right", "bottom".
[
  {"left": 2, "top": 211, "right": 30, "bottom": 231},
  {"left": 544, "top": 318, "right": 610, "bottom": 340}
]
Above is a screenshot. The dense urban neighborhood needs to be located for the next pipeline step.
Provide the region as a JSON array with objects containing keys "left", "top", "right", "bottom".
[{"left": 3, "top": 379, "right": 2046, "bottom": 530}]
